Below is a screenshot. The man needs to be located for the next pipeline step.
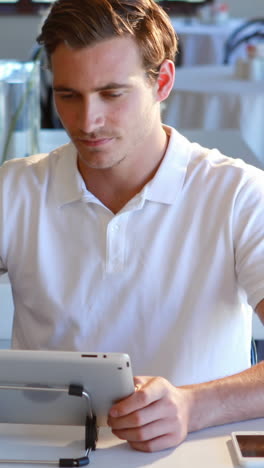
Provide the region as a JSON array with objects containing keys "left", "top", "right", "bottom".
[{"left": 1, "top": 0, "right": 264, "bottom": 453}]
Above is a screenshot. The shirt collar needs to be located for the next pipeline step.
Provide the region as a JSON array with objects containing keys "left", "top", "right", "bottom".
[
  {"left": 53, "top": 142, "right": 94, "bottom": 207},
  {"left": 53, "top": 126, "right": 192, "bottom": 207},
  {"left": 143, "top": 126, "right": 192, "bottom": 204}
]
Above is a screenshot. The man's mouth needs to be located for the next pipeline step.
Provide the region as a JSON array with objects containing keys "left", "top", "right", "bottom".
[{"left": 77, "top": 137, "right": 114, "bottom": 147}]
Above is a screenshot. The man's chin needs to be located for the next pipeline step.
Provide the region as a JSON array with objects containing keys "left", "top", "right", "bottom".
[{"left": 77, "top": 151, "right": 125, "bottom": 171}]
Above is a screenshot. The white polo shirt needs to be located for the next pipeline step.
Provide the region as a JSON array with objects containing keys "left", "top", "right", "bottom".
[{"left": 0, "top": 127, "right": 264, "bottom": 385}]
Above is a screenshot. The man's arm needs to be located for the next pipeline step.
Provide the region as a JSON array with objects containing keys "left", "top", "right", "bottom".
[
  {"left": 108, "top": 299, "right": 264, "bottom": 452},
  {"left": 256, "top": 299, "right": 264, "bottom": 326}
]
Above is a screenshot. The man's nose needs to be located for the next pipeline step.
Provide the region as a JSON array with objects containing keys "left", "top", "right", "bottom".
[{"left": 78, "top": 96, "right": 105, "bottom": 133}]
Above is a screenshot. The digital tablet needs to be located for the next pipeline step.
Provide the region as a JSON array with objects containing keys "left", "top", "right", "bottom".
[{"left": 0, "top": 350, "right": 134, "bottom": 427}]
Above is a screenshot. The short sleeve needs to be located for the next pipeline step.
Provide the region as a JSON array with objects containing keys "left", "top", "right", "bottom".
[{"left": 233, "top": 169, "right": 264, "bottom": 309}]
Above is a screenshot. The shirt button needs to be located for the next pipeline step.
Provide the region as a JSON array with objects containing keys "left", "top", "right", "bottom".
[{"left": 111, "top": 224, "right": 120, "bottom": 232}]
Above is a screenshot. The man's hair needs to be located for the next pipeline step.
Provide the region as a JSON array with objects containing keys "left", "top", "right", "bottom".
[{"left": 37, "top": 0, "right": 178, "bottom": 81}]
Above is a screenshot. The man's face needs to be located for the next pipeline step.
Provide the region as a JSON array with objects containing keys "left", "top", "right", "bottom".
[{"left": 51, "top": 36, "right": 162, "bottom": 172}]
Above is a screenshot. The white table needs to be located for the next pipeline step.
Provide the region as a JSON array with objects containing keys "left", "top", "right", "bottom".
[
  {"left": 171, "top": 17, "right": 243, "bottom": 66},
  {"left": 0, "top": 418, "right": 264, "bottom": 467},
  {"left": 163, "top": 65, "right": 264, "bottom": 164}
]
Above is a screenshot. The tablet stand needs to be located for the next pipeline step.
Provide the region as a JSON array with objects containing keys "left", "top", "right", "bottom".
[{"left": 0, "top": 383, "right": 98, "bottom": 467}]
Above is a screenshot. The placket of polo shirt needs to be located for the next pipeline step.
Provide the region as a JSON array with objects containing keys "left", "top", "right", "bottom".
[
  {"left": 104, "top": 191, "right": 147, "bottom": 273},
  {"left": 105, "top": 213, "right": 129, "bottom": 274}
]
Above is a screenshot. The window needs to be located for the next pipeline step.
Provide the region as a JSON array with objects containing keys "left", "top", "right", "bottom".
[{"left": 0, "top": 0, "right": 52, "bottom": 14}]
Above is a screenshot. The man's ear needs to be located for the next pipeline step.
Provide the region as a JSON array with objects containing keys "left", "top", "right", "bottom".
[{"left": 156, "top": 60, "right": 175, "bottom": 102}]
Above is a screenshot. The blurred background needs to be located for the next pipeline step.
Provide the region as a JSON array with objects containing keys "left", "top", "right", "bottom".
[{"left": 0, "top": 0, "right": 263, "bottom": 60}]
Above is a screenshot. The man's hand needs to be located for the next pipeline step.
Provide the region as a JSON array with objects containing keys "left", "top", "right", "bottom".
[
  {"left": 108, "top": 312, "right": 264, "bottom": 454},
  {"left": 107, "top": 376, "right": 193, "bottom": 452}
]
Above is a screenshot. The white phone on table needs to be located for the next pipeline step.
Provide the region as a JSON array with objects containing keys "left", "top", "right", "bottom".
[{"left": 231, "top": 431, "right": 264, "bottom": 466}]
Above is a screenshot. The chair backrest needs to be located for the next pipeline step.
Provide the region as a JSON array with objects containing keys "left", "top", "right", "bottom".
[
  {"left": 251, "top": 338, "right": 258, "bottom": 366},
  {"left": 30, "top": 45, "right": 63, "bottom": 129},
  {"left": 223, "top": 18, "right": 264, "bottom": 64},
  {"left": 175, "top": 36, "right": 183, "bottom": 67}
]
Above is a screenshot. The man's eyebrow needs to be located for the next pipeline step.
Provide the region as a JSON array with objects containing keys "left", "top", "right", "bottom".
[
  {"left": 53, "top": 83, "right": 133, "bottom": 93},
  {"left": 53, "top": 87, "right": 75, "bottom": 92},
  {"left": 96, "top": 83, "right": 133, "bottom": 91}
]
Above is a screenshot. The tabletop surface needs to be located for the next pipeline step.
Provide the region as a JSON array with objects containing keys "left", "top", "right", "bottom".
[{"left": 0, "top": 418, "right": 264, "bottom": 467}]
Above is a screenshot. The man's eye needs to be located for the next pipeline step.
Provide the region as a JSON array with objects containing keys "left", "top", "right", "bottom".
[
  {"left": 57, "top": 93, "right": 74, "bottom": 99},
  {"left": 103, "top": 92, "right": 123, "bottom": 99}
]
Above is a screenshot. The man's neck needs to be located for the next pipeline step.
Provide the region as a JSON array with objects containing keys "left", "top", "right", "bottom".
[{"left": 78, "top": 127, "right": 169, "bottom": 214}]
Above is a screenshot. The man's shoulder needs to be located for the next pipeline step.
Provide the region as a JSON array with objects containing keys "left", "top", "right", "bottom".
[
  {"left": 188, "top": 142, "right": 263, "bottom": 183},
  {"left": 160, "top": 127, "right": 264, "bottom": 204},
  {"left": 168, "top": 127, "right": 263, "bottom": 179},
  {"left": 2, "top": 152, "right": 49, "bottom": 170},
  {"left": 187, "top": 146, "right": 264, "bottom": 211},
  {"left": 0, "top": 143, "right": 74, "bottom": 185}
]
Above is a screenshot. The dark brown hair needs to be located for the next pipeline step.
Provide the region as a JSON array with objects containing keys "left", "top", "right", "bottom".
[{"left": 37, "top": 0, "right": 178, "bottom": 81}]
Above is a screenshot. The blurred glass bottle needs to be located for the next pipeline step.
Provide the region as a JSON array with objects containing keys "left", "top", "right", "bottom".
[{"left": 0, "top": 60, "right": 40, "bottom": 165}]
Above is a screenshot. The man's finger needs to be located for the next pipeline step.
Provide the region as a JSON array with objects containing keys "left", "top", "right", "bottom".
[
  {"left": 108, "top": 399, "right": 164, "bottom": 429},
  {"left": 109, "top": 377, "right": 167, "bottom": 417}
]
